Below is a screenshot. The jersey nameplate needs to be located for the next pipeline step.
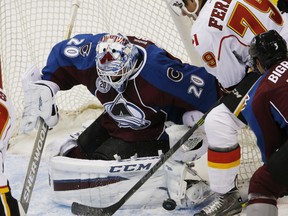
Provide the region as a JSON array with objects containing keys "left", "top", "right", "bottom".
[
  {"left": 269, "top": 61, "right": 288, "bottom": 84},
  {"left": 209, "top": 0, "right": 232, "bottom": 31}
]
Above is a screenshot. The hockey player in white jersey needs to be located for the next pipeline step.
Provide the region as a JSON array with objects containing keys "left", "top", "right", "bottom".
[
  {"left": 169, "top": 0, "right": 288, "bottom": 215},
  {"left": 0, "top": 88, "right": 24, "bottom": 215}
]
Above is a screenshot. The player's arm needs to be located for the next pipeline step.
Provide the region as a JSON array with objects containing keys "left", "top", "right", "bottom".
[
  {"left": 20, "top": 34, "right": 95, "bottom": 133},
  {"left": 152, "top": 51, "right": 220, "bottom": 113},
  {"left": 267, "top": 89, "right": 288, "bottom": 186},
  {"left": 148, "top": 51, "right": 216, "bottom": 161}
]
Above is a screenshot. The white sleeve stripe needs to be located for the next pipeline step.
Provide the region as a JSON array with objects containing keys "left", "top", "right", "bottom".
[{"left": 270, "top": 101, "right": 288, "bottom": 123}]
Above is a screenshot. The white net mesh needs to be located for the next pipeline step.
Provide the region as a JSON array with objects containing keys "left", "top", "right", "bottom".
[
  {"left": 238, "top": 127, "right": 263, "bottom": 181},
  {"left": 0, "top": 0, "right": 262, "bottom": 181}
]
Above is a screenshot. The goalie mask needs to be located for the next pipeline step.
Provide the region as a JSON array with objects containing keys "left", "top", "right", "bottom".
[
  {"left": 249, "top": 30, "right": 288, "bottom": 71},
  {"left": 96, "top": 33, "right": 139, "bottom": 92}
]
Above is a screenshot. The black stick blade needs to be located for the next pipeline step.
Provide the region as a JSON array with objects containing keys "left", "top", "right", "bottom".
[{"left": 71, "top": 202, "right": 119, "bottom": 216}]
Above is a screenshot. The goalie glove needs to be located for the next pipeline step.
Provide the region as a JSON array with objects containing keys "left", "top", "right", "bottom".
[{"left": 20, "top": 80, "right": 60, "bottom": 133}]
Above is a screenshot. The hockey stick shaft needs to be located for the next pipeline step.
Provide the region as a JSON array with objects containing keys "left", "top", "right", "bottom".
[
  {"left": 20, "top": 120, "right": 48, "bottom": 213},
  {"left": 71, "top": 100, "right": 221, "bottom": 216},
  {"left": 19, "top": 0, "right": 80, "bottom": 213}
]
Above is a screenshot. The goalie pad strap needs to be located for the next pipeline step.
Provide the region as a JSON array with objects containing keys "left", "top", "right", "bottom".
[{"left": 267, "top": 140, "right": 288, "bottom": 187}]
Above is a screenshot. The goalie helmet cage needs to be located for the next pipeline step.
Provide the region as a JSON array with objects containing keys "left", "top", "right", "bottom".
[{"left": 0, "top": 0, "right": 262, "bottom": 183}]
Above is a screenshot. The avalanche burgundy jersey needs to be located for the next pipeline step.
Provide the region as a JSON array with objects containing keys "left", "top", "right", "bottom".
[
  {"left": 191, "top": 0, "right": 288, "bottom": 89},
  {"left": 41, "top": 33, "right": 220, "bottom": 142},
  {"left": 242, "top": 59, "right": 288, "bottom": 162}
]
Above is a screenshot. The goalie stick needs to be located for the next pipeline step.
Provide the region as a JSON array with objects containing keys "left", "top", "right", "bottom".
[
  {"left": 19, "top": 0, "right": 80, "bottom": 213},
  {"left": 19, "top": 120, "right": 48, "bottom": 213}
]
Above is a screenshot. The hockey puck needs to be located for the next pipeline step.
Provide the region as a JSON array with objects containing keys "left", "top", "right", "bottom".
[{"left": 162, "top": 198, "right": 177, "bottom": 211}]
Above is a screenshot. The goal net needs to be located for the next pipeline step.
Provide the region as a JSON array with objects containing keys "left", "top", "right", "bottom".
[{"left": 0, "top": 0, "right": 262, "bottom": 185}]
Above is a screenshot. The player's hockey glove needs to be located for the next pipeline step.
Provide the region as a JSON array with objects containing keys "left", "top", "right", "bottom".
[{"left": 20, "top": 80, "right": 59, "bottom": 133}]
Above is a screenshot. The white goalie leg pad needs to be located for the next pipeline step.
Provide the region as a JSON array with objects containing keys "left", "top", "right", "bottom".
[
  {"left": 165, "top": 123, "right": 208, "bottom": 162},
  {"left": 164, "top": 159, "right": 212, "bottom": 207},
  {"left": 164, "top": 159, "right": 188, "bottom": 206},
  {"left": 48, "top": 155, "right": 167, "bottom": 209}
]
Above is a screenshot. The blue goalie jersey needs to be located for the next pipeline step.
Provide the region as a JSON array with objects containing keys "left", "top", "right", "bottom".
[{"left": 41, "top": 33, "right": 220, "bottom": 141}]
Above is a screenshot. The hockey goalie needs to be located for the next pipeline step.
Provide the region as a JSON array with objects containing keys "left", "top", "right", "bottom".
[{"left": 20, "top": 33, "right": 221, "bottom": 209}]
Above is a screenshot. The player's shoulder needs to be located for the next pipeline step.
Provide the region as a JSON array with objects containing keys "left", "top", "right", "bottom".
[{"left": 50, "top": 33, "right": 107, "bottom": 61}]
